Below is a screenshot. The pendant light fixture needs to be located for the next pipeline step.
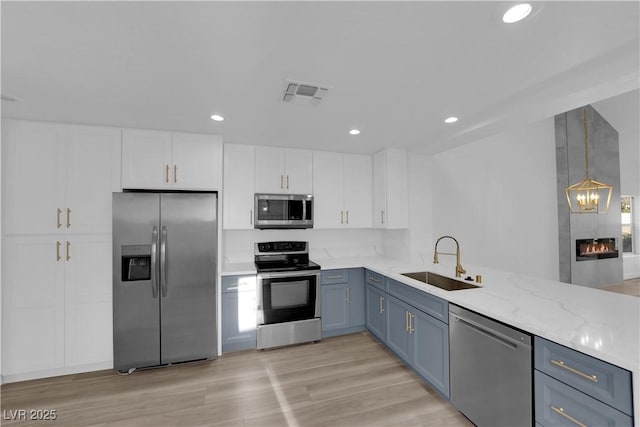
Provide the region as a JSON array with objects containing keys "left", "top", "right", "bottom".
[{"left": 565, "top": 108, "right": 612, "bottom": 213}]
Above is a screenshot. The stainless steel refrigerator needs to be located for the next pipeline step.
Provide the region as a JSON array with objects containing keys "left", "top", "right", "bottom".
[{"left": 112, "top": 192, "right": 217, "bottom": 373}]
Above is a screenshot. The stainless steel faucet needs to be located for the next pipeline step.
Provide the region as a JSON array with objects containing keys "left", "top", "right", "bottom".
[{"left": 433, "top": 235, "right": 466, "bottom": 278}]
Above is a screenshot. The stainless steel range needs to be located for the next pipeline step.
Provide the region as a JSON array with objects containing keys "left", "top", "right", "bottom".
[{"left": 255, "top": 241, "right": 321, "bottom": 349}]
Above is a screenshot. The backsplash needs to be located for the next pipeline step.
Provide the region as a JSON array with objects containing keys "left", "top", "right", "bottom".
[{"left": 222, "top": 229, "right": 385, "bottom": 264}]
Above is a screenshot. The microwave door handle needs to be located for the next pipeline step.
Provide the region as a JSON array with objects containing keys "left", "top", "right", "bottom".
[
  {"left": 150, "top": 227, "right": 158, "bottom": 298},
  {"left": 160, "top": 226, "right": 168, "bottom": 297}
]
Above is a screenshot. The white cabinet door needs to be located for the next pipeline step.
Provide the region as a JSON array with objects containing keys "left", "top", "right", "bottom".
[
  {"left": 313, "top": 151, "right": 344, "bottom": 228},
  {"left": 2, "top": 236, "right": 66, "bottom": 375},
  {"left": 344, "top": 154, "right": 373, "bottom": 228},
  {"left": 254, "top": 146, "right": 285, "bottom": 193},
  {"left": 121, "top": 129, "right": 172, "bottom": 189},
  {"left": 172, "top": 132, "right": 222, "bottom": 190},
  {"left": 64, "top": 235, "right": 113, "bottom": 367},
  {"left": 254, "top": 146, "right": 313, "bottom": 194},
  {"left": 66, "top": 125, "right": 121, "bottom": 234},
  {"left": 3, "top": 120, "right": 66, "bottom": 235},
  {"left": 372, "top": 149, "right": 408, "bottom": 229},
  {"left": 284, "top": 148, "right": 313, "bottom": 194},
  {"left": 223, "top": 144, "right": 256, "bottom": 229},
  {"left": 372, "top": 151, "right": 387, "bottom": 228},
  {"left": 385, "top": 149, "right": 409, "bottom": 229}
]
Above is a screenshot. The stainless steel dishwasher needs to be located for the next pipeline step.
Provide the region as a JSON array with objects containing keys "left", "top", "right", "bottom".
[{"left": 449, "top": 305, "right": 532, "bottom": 427}]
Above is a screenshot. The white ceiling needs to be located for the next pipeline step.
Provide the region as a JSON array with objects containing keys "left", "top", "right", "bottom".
[{"left": 2, "top": 1, "right": 638, "bottom": 154}]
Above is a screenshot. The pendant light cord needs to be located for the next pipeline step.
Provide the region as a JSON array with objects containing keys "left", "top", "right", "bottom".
[{"left": 583, "top": 108, "right": 590, "bottom": 180}]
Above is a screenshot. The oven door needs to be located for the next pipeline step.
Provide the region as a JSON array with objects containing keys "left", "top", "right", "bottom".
[{"left": 257, "top": 270, "right": 320, "bottom": 325}]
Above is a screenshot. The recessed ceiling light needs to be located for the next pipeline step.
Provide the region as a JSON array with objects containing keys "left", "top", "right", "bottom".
[
  {"left": 210, "top": 114, "right": 224, "bottom": 122},
  {"left": 444, "top": 117, "right": 458, "bottom": 124},
  {"left": 502, "top": 3, "right": 532, "bottom": 23},
  {"left": 349, "top": 129, "right": 361, "bottom": 135}
]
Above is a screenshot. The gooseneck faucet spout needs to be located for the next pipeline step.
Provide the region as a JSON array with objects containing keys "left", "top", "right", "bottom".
[{"left": 433, "top": 235, "right": 466, "bottom": 278}]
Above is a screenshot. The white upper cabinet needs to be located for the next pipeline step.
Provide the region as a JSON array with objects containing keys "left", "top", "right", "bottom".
[
  {"left": 372, "top": 148, "right": 408, "bottom": 229},
  {"left": 223, "top": 144, "right": 256, "bottom": 230},
  {"left": 254, "top": 146, "right": 313, "bottom": 194},
  {"left": 313, "top": 151, "right": 372, "bottom": 229},
  {"left": 343, "top": 154, "right": 373, "bottom": 228},
  {"left": 171, "top": 132, "right": 223, "bottom": 190},
  {"left": 122, "top": 129, "right": 222, "bottom": 190},
  {"left": 313, "top": 152, "right": 344, "bottom": 228},
  {"left": 3, "top": 120, "right": 121, "bottom": 235}
]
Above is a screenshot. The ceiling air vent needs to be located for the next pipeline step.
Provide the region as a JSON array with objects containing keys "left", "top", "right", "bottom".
[{"left": 282, "top": 81, "right": 328, "bottom": 106}]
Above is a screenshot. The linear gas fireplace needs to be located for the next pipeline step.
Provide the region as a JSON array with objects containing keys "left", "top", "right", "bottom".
[{"left": 575, "top": 238, "right": 619, "bottom": 262}]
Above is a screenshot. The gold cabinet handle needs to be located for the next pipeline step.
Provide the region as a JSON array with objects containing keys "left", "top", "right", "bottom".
[
  {"left": 369, "top": 276, "right": 379, "bottom": 283},
  {"left": 341, "top": 211, "right": 344, "bottom": 224},
  {"left": 379, "top": 296, "right": 384, "bottom": 314},
  {"left": 346, "top": 288, "right": 350, "bottom": 303},
  {"left": 405, "top": 311, "right": 410, "bottom": 332},
  {"left": 346, "top": 210, "right": 349, "bottom": 225},
  {"left": 280, "top": 175, "right": 284, "bottom": 189},
  {"left": 66, "top": 241, "right": 71, "bottom": 261},
  {"left": 56, "top": 241, "right": 62, "bottom": 261},
  {"left": 174, "top": 165, "right": 177, "bottom": 183},
  {"left": 57, "top": 208, "right": 62, "bottom": 228},
  {"left": 66, "top": 208, "right": 71, "bottom": 228},
  {"left": 250, "top": 209, "right": 253, "bottom": 225},
  {"left": 286, "top": 175, "right": 289, "bottom": 190},
  {"left": 381, "top": 210, "right": 385, "bottom": 225},
  {"left": 326, "top": 275, "right": 343, "bottom": 280},
  {"left": 551, "top": 359, "right": 598, "bottom": 382},
  {"left": 165, "top": 165, "right": 170, "bottom": 183},
  {"left": 550, "top": 406, "right": 586, "bottom": 427},
  {"left": 409, "top": 313, "right": 415, "bottom": 333}
]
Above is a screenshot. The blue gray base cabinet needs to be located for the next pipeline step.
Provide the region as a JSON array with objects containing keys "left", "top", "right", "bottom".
[
  {"left": 534, "top": 336, "right": 633, "bottom": 426},
  {"left": 364, "top": 270, "right": 449, "bottom": 398},
  {"left": 365, "top": 283, "right": 385, "bottom": 341},
  {"left": 221, "top": 275, "right": 257, "bottom": 353},
  {"left": 321, "top": 268, "right": 366, "bottom": 338}
]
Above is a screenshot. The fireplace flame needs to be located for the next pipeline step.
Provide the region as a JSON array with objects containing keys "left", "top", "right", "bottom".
[{"left": 581, "top": 243, "right": 615, "bottom": 255}]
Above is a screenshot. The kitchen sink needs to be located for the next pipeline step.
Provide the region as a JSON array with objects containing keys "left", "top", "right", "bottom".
[{"left": 401, "top": 271, "right": 480, "bottom": 291}]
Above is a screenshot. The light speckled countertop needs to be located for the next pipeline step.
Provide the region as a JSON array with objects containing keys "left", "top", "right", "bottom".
[{"left": 222, "top": 256, "right": 640, "bottom": 421}]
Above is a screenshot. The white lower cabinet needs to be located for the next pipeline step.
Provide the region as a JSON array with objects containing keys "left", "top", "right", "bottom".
[
  {"left": 2, "top": 236, "right": 66, "bottom": 375},
  {"left": 2, "top": 234, "right": 112, "bottom": 377},
  {"left": 63, "top": 235, "right": 113, "bottom": 367}
]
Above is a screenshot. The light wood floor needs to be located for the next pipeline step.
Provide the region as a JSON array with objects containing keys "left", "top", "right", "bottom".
[
  {"left": 0, "top": 333, "right": 472, "bottom": 427},
  {"left": 600, "top": 278, "right": 640, "bottom": 297}
]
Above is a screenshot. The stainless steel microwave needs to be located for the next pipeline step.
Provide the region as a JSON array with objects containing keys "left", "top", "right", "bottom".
[{"left": 254, "top": 194, "right": 313, "bottom": 229}]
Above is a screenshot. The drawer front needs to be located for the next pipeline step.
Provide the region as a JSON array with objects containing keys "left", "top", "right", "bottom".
[
  {"left": 365, "top": 269, "right": 385, "bottom": 291},
  {"left": 534, "top": 337, "right": 632, "bottom": 415},
  {"left": 386, "top": 279, "right": 448, "bottom": 323},
  {"left": 321, "top": 269, "right": 349, "bottom": 285},
  {"left": 535, "top": 371, "right": 632, "bottom": 427},
  {"left": 221, "top": 275, "right": 257, "bottom": 293}
]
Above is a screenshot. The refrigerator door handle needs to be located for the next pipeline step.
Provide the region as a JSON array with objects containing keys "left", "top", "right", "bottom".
[
  {"left": 151, "top": 226, "right": 159, "bottom": 298},
  {"left": 161, "top": 225, "right": 168, "bottom": 297}
]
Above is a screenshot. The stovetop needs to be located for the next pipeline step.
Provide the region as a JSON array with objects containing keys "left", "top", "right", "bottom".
[{"left": 254, "top": 241, "right": 321, "bottom": 273}]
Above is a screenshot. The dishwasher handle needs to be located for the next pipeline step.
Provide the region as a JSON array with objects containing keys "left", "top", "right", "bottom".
[{"left": 451, "top": 312, "right": 531, "bottom": 350}]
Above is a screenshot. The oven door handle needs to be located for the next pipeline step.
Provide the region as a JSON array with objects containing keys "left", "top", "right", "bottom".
[{"left": 257, "top": 270, "right": 321, "bottom": 280}]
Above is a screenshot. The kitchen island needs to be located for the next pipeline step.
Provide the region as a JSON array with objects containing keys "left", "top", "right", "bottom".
[{"left": 222, "top": 256, "right": 640, "bottom": 424}]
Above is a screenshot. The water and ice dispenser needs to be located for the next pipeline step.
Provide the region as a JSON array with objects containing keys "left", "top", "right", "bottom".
[{"left": 121, "top": 245, "right": 151, "bottom": 281}]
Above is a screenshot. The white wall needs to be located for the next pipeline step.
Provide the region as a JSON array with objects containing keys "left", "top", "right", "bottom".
[
  {"left": 593, "top": 90, "right": 640, "bottom": 279},
  {"left": 431, "top": 119, "right": 560, "bottom": 281}
]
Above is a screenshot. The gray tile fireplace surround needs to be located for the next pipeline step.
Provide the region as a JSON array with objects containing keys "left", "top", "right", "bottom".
[{"left": 555, "top": 105, "right": 623, "bottom": 287}]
